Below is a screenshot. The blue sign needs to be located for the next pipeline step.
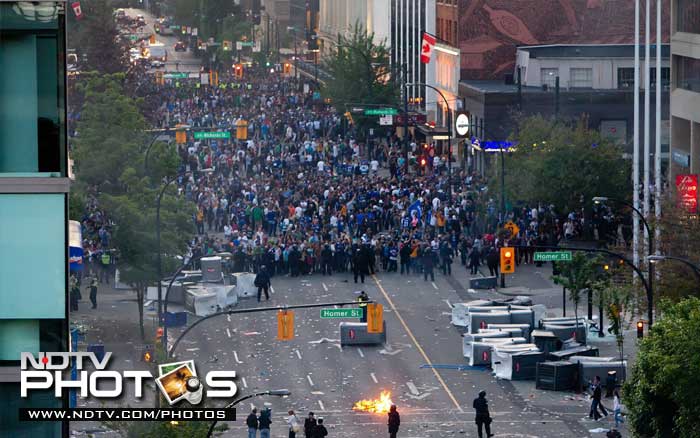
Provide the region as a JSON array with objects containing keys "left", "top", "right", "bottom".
[
  {"left": 472, "top": 137, "right": 516, "bottom": 152},
  {"left": 69, "top": 246, "right": 83, "bottom": 272}
]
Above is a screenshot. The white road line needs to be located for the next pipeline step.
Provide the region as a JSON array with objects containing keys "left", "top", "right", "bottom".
[
  {"left": 307, "top": 375, "right": 314, "bottom": 386},
  {"left": 322, "top": 282, "right": 328, "bottom": 291},
  {"left": 233, "top": 351, "right": 242, "bottom": 364},
  {"left": 431, "top": 282, "right": 439, "bottom": 290},
  {"left": 242, "top": 377, "right": 248, "bottom": 388},
  {"left": 406, "top": 381, "right": 420, "bottom": 396},
  {"left": 295, "top": 349, "right": 302, "bottom": 360},
  {"left": 226, "top": 328, "right": 231, "bottom": 338},
  {"left": 370, "top": 373, "right": 378, "bottom": 384},
  {"left": 270, "top": 286, "right": 275, "bottom": 294},
  {"left": 318, "top": 400, "right": 325, "bottom": 411},
  {"left": 250, "top": 403, "right": 255, "bottom": 411},
  {"left": 444, "top": 299, "right": 453, "bottom": 309},
  {"left": 227, "top": 314, "right": 231, "bottom": 322},
  {"left": 357, "top": 348, "right": 364, "bottom": 358}
]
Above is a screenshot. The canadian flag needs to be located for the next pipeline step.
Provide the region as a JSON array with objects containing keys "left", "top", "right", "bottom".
[
  {"left": 420, "top": 32, "right": 436, "bottom": 64},
  {"left": 71, "top": 1, "right": 83, "bottom": 20}
]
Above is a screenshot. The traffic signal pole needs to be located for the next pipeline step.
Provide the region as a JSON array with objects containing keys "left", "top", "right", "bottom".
[{"left": 168, "top": 300, "right": 373, "bottom": 358}]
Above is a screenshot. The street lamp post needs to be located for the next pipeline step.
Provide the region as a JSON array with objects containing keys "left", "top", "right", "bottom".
[
  {"left": 593, "top": 196, "right": 654, "bottom": 326},
  {"left": 406, "top": 82, "right": 453, "bottom": 198},
  {"left": 287, "top": 26, "right": 299, "bottom": 80},
  {"left": 647, "top": 255, "right": 700, "bottom": 285},
  {"left": 206, "top": 389, "right": 291, "bottom": 438}
]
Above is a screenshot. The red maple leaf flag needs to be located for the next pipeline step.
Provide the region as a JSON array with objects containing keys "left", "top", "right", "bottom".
[
  {"left": 420, "top": 32, "right": 436, "bottom": 64},
  {"left": 71, "top": 1, "right": 83, "bottom": 20}
]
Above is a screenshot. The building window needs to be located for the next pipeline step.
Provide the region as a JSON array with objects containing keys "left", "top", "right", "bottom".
[
  {"left": 676, "top": 55, "right": 700, "bottom": 92},
  {"left": 677, "top": 0, "right": 700, "bottom": 34},
  {"left": 540, "top": 68, "right": 559, "bottom": 88},
  {"left": 0, "top": 2, "right": 65, "bottom": 176},
  {"left": 617, "top": 67, "right": 635, "bottom": 88},
  {"left": 570, "top": 68, "right": 593, "bottom": 88},
  {"left": 650, "top": 67, "right": 671, "bottom": 89}
]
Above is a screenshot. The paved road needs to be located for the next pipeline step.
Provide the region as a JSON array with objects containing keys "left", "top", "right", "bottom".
[{"left": 124, "top": 8, "right": 201, "bottom": 73}]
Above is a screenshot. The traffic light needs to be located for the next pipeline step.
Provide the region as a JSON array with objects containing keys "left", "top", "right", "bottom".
[
  {"left": 223, "top": 40, "right": 231, "bottom": 51},
  {"left": 175, "top": 129, "right": 187, "bottom": 144},
  {"left": 143, "top": 350, "right": 152, "bottom": 363},
  {"left": 636, "top": 320, "right": 644, "bottom": 338},
  {"left": 149, "top": 34, "right": 156, "bottom": 44},
  {"left": 366, "top": 303, "right": 384, "bottom": 333},
  {"left": 344, "top": 111, "right": 354, "bottom": 125},
  {"left": 234, "top": 64, "right": 244, "bottom": 78},
  {"left": 420, "top": 156, "right": 427, "bottom": 167},
  {"left": 155, "top": 327, "right": 164, "bottom": 342},
  {"left": 500, "top": 247, "right": 515, "bottom": 274},
  {"left": 283, "top": 62, "right": 291, "bottom": 74},
  {"left": 277, "top": 310, "right": 295, "bottom": 340}
]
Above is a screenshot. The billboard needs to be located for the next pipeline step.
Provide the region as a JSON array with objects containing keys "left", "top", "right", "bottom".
[
  {"left": 676, "top": 174, "right": 698, "bottom": 214},
  {"left": 458, "top": 0, "right": 669, "bottom": 80}
]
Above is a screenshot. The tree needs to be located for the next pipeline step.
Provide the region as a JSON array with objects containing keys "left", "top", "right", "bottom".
[
  {"left": 652, "top": 194, "right": 700, "bottom": 301},
  {"left": 67, "top": 0, "right": 127, "bottom": 74},
  {"left": 322, "top": 23, "right": 399, "bottom": 118},
  {"left": 72, "top": 74, "right": 147, "bottom": 192},
  {"left": 603, "top": 284, "right": 635, "bottom": 366},
  {"left": 499, "top": 116, "right": 630, "bottom": 213},
  {"left": 624, "top": 297, "right": 700, "bottom": 438},
  {"left": 552, "top": 252, "right": 601, "bottom": 334}
]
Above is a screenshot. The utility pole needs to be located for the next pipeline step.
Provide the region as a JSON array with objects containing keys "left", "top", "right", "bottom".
[{"left": 403, "top": 63, "right": 409, "bottom": 175}]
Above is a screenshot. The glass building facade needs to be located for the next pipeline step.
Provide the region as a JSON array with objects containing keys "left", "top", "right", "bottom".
[{"left": 0, "top": 2, "right": 69, "bottom": 437}]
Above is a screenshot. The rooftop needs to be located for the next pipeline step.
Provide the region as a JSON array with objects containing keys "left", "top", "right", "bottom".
[{"left": 517, "top": 44, "right": 670, "bottom": 59}]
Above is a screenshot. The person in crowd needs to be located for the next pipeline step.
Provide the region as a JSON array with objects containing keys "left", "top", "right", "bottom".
[
  {"left": 387, "top": 404, "right": 400, "bottom": 438},
  {"left": 246, "top": 408, "right": 259, "bottom": 438},
  {"left": 303, "top": 412, "right": 317, "bottom": 438},
  {"left": 259, "top": 408, "right": 272, "bottom": 438},
  {"left": 589, "top": 375, "right": 609, "bottom": 421},
  {"left": 255, "top": 265, "right": 271, "bottom": 302},
  {"left": 357, "top": 290, "right": 370, "bottom": 322},
  {"left": 88, "top": 275, "right": 99, "bottom": 309},
  {"left": 286, "top": 409, "right": 301, "bottom": 438},
  {"left": 473, "top": 390, "right": 494, "bottom": 438}
]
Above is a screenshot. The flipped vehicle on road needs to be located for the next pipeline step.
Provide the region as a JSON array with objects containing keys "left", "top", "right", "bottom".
[{"left": 174, "top": 41, "right": 187, "bottom": 52}]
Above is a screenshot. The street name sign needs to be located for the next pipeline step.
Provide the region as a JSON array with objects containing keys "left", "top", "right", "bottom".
[
  {"left": 534, "top": 251, "right": 573, "bottom": 262},
  {"left": 364, "top": 108, "right": 399, "bottom": 116},
  {"left": 194, "top": 131, "right": 231, "bottom": 140},
  {"left": 164, "top": 73, "right": 189, "bottom": 79},
  {"left": 320, "top": 308, "right": 362, "bottom": 319}
]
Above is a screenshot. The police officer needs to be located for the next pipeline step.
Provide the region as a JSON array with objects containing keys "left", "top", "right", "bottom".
[{"left": 357, "top": 290, "right": 369, "bottom": 322}]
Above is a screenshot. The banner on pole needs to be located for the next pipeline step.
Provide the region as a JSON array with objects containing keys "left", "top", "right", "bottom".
[{"left": 676, "top": 174, "right": 698, "bottom": 213}]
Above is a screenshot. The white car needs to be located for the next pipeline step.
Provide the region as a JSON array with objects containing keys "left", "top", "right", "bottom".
[{"left": 150, "top": 59, "right": 165, "bottom": 69}]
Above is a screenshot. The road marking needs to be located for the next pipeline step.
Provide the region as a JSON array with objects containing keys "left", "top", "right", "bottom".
[
  {"left": 242, "top": 377, "right": 248, "bottom": 388},
  {"left": 270, "top": 286, "right": 275, "bottom": 294},
  {"left": 227, "top": 314, "right": 231, "bottom": 322},
  {"left": 357, "top": 348, "right": 364, "bottom": 358},
  {"left": 406, "top": 381, "right": 419, "bottom": 395},
  {"left": 226, "top": 328, "right": 231, "bottom": 338},
  {"left": 307, "top": 375, "right": 314, "bottom": 386},
  {"left": 322, "top": 282, "right": 329, "bottom": 291},
  {"left": 250, "top": 403, "right": 255, "bottom": 411},
  {"left": 444, "top": 299, "right": 453, "bottom": 309},
  {"left": 318, "top": 400, "right": 325, "bottom": 411},
  {"left": 370, "top": 372, "right": 378, "bottom": 384},
  {"left": 233, "top": 351, "right": 243, "bottom": 364},
  {"left": 295, "top": 349, "right": 302, "bottom": 360},
  {"left": 431, "top": 282, "right": 439, "bottom": 290},
  {"left": 371, "top": 274, "right": 464, "bottom": 413}
]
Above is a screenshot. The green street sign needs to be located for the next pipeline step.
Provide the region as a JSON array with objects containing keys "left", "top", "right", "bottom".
[
  {"left": 164, "top": 73, "right": 189, "bottom": 79},
  {"left": 129, "top": 35, "right": 138, "bottom": 41},
  {"left": 238, "top": 41, "right": 255, "bottom": 47},
  {"left": 534, "top": 251, "right": 573, "bottom": 262},
  {"left": 364, "top": 108, "right": 399, "bottom": 116},
  {"left": 320, "top": 308, "right": 363, "bottom": 319},
  {"left": 193, "top": 131, "right": 231, "bottom": 140}
]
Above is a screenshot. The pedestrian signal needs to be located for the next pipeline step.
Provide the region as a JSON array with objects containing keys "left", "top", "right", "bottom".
[
  {"left": 149, "top": 34, "right": 156, "bottom": 44},
  {"left": 344, "top": 111, "right": 354, "bottom": 125},
  {"left": 636, "top": 320, "right": 644, "bottom": 339},
  {"left": 500, "top": 247, "right": 515, "bottom": 274},
  {"left": 277, "top": 310, "right": 295, "bottom": 341},
  {"left": 283, "top": 63, "right": 291, "bottom": 74},
  {"left": 175, "top": 130, "right": 187, "bottom": 144},
  {"left": 234, "top": 64, "right": 243, "bottom": 78},
  {"left": 143, "top": 350, "right": 152, "bottom": 362},
  {"left": 223, "top": 40, "right": 231, "bottom": 51},
  {"left": 366, "top": 303, "right": 383, "bottom": 333}
]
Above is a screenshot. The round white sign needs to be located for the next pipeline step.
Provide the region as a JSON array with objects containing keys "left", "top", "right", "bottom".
[{"left": 455, "top": 113, "right": 470, "bottom": 137}]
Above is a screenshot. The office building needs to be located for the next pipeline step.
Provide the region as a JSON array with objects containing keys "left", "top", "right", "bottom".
[
  {"left": 670, "top": 0, "right": 700, "bottom": 177},
  {"left": 0, "top": 1, "right": 69, "bottom": 436}
]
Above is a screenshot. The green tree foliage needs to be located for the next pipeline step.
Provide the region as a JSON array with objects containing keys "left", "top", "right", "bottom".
[
  {"left": 624, "top": 297, "right": 700, "bottom": 438},
  {"left": 552, "top": 253, "right": 601, "bottom": 332},
  {"left": 653, "top": 195, "right": 700, "bottom": 301},
  {"left": 72, "top": 73, "right": 147, "bottom": 191},
  {"left": 322, "top": 23, "right": 399, "bottom": 116},
  {"left": 72, "top": 75, "right": 194, "bottom": 339},
  {"left": 500, "top": 116, "right": 630, "bottom": 213},
  {"left": 170, "top": 0, "right": 240, "bottom": 39},
  {"left": 67, "top": 0, "right": 127, "bottom": 74}
]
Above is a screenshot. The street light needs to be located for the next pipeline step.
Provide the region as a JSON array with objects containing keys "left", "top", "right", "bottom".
[
  {"left": 593, "top": 196, "right": 655, "bottom": 326},
  {"left": 646, "top": 255, "right": 700, "bottom": 284},
  {"left": 206, "top": 389, "right": 291, "bottom": 437}
]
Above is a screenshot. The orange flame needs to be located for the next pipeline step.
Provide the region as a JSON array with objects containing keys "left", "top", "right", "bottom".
[{"left": 352, "top": 391, "right": 393, "bottom": 413}]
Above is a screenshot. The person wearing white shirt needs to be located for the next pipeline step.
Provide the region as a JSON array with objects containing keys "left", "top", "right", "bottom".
[
  {"left": 370, "top": 159, "right": 379, "bottom": 173},
  {"left": 317, "top": 160, "right": 325, "bottom": 172}
]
